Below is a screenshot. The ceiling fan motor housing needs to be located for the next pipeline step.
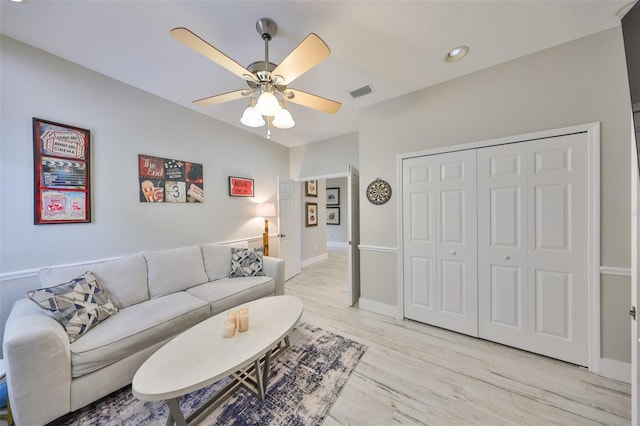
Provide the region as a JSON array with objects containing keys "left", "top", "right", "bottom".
[{"left": 256, "top": 17, "right": 277, "bottom": 41}]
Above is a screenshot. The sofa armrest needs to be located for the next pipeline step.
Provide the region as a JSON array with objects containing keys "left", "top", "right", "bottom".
[
  {"left": 263, "top": 256, "right": 285, "bottom": 295},
  {"left": 3, "top": 298, "right": 72, "bottom": 426}
]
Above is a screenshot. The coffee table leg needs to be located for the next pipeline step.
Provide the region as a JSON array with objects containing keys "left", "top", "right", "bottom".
[
  {"left": 262, "top": 348, "right": 272, "bottom": 389},
  {"left": 165, "top": 397, "right": 187, "bottom": 426},
  {"left": 253, "top": 359, "right": 265, "bottom": 401},
  {"left": 263, "top": 335, "right": 292, "bottom": 389}
]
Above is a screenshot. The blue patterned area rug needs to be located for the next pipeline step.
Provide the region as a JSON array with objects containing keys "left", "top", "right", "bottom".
[{"left": 58, "top": 322, "right": 366, "bottom": 426}]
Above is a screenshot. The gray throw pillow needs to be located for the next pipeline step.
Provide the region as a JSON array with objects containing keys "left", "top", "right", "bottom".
[
  {"left": 229, "top": 248, "right": 265, "bottom": 277},
  {"left": 27, "top": 271, "right": 118, "bottom": 343}
]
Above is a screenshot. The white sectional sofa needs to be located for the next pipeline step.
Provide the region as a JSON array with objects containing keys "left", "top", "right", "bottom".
[{"left": 2, "top": 242, "right": 284, "bottom": 426}]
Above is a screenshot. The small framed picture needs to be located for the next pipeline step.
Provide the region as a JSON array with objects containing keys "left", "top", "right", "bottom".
[
  {"left": 229, "top": 176, "right": 254, "bottom": 197},
  {"left": 326, "top": 187, "right": 340, "bottom": 205},
  {"left": 327, "top": 207, "right": 340, "bottom": 225},
  {"left": 305, "top": 180, "right": 317, "bottom": 197},
  {"left": 305, "top": 202, "right": 318, "bottom": 227}
]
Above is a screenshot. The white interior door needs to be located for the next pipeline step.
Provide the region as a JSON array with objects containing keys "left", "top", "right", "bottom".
[
  {"left": 527, "top": 133, "right": 588, "bottom": 365},
  {"left": 630, "top": 114, "right": 639, "bottom": 424},
  {"left": 348, "top": 164, "right": 360, "bottom": 306},
  {"left": 478, "top": 134, "right": 589, "bottom": 366},
  {"left": 435, "top": 150, "right": 477, "bottom": 336},
  {"left": 403, "top": 155, "right": 438, "bottom": 324},
  {"left": 277, "top": 176, "right": 301, "bottom": 281},
  {"left": 403, "top": 150, "right": 478, "bottom": 336},
  {"left": 478, "top": 143, "right": 529, "bottom": 347}
]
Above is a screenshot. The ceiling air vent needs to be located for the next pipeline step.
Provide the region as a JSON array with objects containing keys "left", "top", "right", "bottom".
[{"left": 349, "top": 85, "right": 373, "bottom": 99}]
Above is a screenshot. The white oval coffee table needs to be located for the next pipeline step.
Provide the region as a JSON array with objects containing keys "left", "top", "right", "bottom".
[{"left": 132, "top": 295, "right": 303, "bottom": 426}]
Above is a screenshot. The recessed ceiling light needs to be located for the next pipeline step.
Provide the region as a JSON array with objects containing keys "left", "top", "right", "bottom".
[
  {"left": 8, "top": 0, "right": 26, "bottom": 3},
  {"left": 445, "top": 45, "right": 469, "bottom": 63}
]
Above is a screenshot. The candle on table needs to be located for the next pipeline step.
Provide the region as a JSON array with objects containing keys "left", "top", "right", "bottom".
[
  {"left": 223, "top": 319, "right": 236, "bottom": 338},
  {"left": 238, "top": 308, "right": 249, "bottom": 332},
  {"left": 227, "top": 310, "right": 238, "bottom": 329}
]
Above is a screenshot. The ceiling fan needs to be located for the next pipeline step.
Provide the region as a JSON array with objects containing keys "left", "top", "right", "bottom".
[{"left": 170, "top": 18, "right": 341, "bottom": 137}]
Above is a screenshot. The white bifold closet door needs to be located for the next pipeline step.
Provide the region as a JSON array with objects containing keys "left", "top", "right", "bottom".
[
  {"left": 403, "top": 150, "right": 478, "bottom": 337},
  {"left": 477, "top": 133, "right": 588, "bottom": 366}
]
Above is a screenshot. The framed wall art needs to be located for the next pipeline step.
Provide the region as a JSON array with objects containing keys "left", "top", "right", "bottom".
[
  {"left": 33, "top": 118, "right": 91, "bottom": 224},
  {"left": 305, "top": 202, "right": 318, "bottom": 227},
  {"left": 305, "top": 180, "right": 317, "bottom": 197},
  {"left": 139, "top": 154, "right": 204, "bottom": 203},
  {"left": 326, "top": 187, "right": 340, "bottom": 205},
  {"left": 327, "top": 207, "right": 340, "bottom": 225},
  {"left": 229, "top": 176, "right": 254, "bottom": 197}
]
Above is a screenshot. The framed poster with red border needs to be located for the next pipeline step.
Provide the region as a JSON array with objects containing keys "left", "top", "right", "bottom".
[
  {"left": 228, "top": 176, "right": 254, "bottom": 197},
  {"left": 33, "top": 118, "right": 91, "bottom": 224}
]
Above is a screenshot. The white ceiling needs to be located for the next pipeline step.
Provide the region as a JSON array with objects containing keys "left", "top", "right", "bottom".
[{"left": 0, "top": 0, "right": 630, "bottom": 147}]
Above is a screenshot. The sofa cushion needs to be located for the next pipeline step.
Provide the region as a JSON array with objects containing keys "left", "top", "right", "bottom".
[
  {"left": 187, "top": 276, "right": 275, "bottom": 315},
  {"left": 200, "top": 241, "right": 248, "bottom": 281},
  {"left": 69, "top": 291, "right": 209, "bottom": 377},
  {"left": 144, "top": 245, "right": 209, "bottom": 298},
  {"left": 229, "top": 247, "right": 265, "bottom": 277},
  {"left": 27, "top": 272, "right": 118, "bottom": 343},
  {"left": 39, "top": 253, "right": 149, "bottom": 309}
]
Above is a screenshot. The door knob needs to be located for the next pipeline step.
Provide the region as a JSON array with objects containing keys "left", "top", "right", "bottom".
[
  {"left": 451, "top": 251, "right": 456, "bottom": 256},
  {"left": 278, "top": 233, "right": 286, "bottom": 238},
  {"left": 504, "top": 254, "right": 510, "bottom": 260},
  {"left": 630, "top": 306, "right": 636, "bottom": 320}
]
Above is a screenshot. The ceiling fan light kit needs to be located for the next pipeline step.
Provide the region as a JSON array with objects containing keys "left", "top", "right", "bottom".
[
  {"left": 170, "top": 17, "right": 341, "bottom": 138},
  {"left": 273, "top": 107, "right": 295, "bottom": 129},
  {"left": 254, "top": 89, "right": 282, "bottom": 116},
  {"left": 240, "top": 106, "right": 266, "bottom": 128}
]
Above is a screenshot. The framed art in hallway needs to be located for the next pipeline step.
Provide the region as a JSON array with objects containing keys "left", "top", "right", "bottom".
[
  {"left": 326, "top": 187, "right": 340, "bottom": 205},
  {"left": 33, "top": 118, "right": 91, "bottom": 224},
  {"left": 305, "top": 202, "right": 318, "bottom": 227},
  {"left": 327, "top": 207, "right": 340, "bottom": 225},
  {"left": 305, "top": 180, "right": 317, "bottom": 197}
]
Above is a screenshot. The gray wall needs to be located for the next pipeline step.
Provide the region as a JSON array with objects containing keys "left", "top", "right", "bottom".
[
  {"left": 290, "top": 132, "right": 358, "bottom": 179},
  {"left": 0, "top": 36, "right": 289, "bottom": 352},
  {"left": 358, "top": 28, "right": 633, "bottom": 363},
  {"left": 326, "top": 177, "right": 348, "bottom": 244}
]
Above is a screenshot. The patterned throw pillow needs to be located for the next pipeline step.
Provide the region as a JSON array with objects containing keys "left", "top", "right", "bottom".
[
  {"left": 229, "top": 248, "right": 265, "bottom": 278},
  {"left": 27, "top": 271, "right": 118, "bottom": 343}
]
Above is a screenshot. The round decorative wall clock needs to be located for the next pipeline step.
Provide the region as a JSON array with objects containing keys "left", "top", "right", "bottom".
[{"left": 366, "top": 178, "right": 392, "bottom": 205}]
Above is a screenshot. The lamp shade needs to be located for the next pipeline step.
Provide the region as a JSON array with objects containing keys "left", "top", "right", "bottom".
[
  {"left": 273, "top": 108, "right": 295, "bottom": 129},
  {"left": 255, "top": 202, "right": 276, "bottom": 217},
  {"left": 240, "top": 106, "right": 265, "bottom": 127},
  {"left": 254, "top": 91, "right": 281, "bottom": 116}
]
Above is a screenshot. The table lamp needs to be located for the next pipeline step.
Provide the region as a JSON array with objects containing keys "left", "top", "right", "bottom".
[{"left": 255, "top": 202, "right": 276, "bottom": 256}]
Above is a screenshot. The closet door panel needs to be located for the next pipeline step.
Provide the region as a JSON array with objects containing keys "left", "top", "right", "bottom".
[
  {"left": 478, "top": 144, "right": 529, "bottom": 345},
  {"left": 436, "top": 150, "right": 477, "bottom": 336},
  {"left": 403, "top": 157, "right": 437, "bottom": 324},
  {"left": 527, "top": 133, "right": 588, "bottom": 365}
]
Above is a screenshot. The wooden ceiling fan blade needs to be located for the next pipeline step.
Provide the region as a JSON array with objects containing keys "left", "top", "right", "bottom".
[
  {"left": 286, "top": 89, "right": 341, "bottom": 114},
  {"left": 272, "top": 34, "right": 330, "bottom": 85},
  {"left": 193, "top": 89, "right": 248, "bottom": 106},
  {"left": 171, "top": 27, "right": 257, "bottom": 82}
]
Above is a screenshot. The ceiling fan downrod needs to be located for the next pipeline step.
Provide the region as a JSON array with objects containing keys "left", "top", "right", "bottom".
[{"left": 256, "top": 18, "right": 277, "bottom": 77}]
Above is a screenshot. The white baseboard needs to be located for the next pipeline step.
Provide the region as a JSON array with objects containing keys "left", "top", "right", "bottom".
[
  {"left": 599, "top": 357, "right": 631, "bottom": 383},
  {"left": 301, "top": 253, "right": 328, "bottom": 268},
  {"left": 358, "top": 298, "right": 400, "bottom": 318}
]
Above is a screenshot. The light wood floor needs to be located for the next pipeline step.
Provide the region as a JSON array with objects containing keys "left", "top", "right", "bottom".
[{"left": 286, "top": 247, "right": 631, "bottom": 426}]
